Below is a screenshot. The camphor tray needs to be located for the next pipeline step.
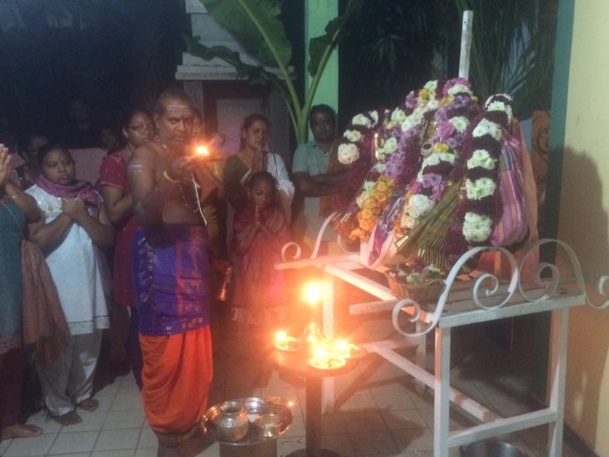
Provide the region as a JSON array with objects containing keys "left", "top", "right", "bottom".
[{"left": 201, "top": 397, "right": 292, "bottom": 445}]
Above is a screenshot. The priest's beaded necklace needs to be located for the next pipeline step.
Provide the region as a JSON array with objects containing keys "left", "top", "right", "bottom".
[{"left": 159, "top": 140, "right": 207, "bottom": 225}]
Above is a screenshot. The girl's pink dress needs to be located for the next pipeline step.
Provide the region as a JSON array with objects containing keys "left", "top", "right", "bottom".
[{"left": 231, "top": 203, "right": 289, "bottom": 326}]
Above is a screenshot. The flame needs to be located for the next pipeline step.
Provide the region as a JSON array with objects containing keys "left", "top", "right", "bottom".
[
  {"left": 195, "top": 145, "right": 209, "bottom": 156},
  {"left": 303, "top": 281, "right": 323, "bottom": 306}
]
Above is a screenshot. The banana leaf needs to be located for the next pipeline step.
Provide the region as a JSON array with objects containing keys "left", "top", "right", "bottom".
[{"left": 201, "top": 0, "right": 291, "bottom": 68}]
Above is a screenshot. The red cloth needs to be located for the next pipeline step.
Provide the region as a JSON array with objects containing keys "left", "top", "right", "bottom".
[
  {"left": 98, "top": 150, "right": 139, "bottom": 306},
  {"left": 231, "top": 203, "right": 289, "bottom": 325},
  {"left": 21, "top": 240, "right": 68, "bottom": 366},
  {"left": 139, "top": 326, "right": 213, "bottom": 437}
]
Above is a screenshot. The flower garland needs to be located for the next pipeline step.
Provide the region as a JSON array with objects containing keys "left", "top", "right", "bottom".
[
  {"left": 341, "top": 81, "right": 444, "bottom": 240},
  {"left": 334, "top": 109, "right": 386, "bottom": 212},
  {"left": 398, "top": 78, "right": 480, "bottom": 232},
  {"left": 442, "top": 93, "right": 514, "bottom": 264}
]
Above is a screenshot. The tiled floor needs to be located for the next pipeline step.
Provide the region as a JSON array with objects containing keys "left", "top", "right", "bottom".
[{"left": 0, "top": 312, "right": 591, "bottom": 457}]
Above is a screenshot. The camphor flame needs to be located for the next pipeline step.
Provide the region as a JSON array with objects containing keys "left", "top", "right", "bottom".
[
  {"left": 195, "top": 144, "right": 210, "bottom": 156},
  {"left": 303, "top": 281, "right": 324, "bottom": 307}
]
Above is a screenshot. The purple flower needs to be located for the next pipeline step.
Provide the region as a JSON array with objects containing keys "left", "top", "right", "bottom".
[
  {"left": 405, "top": 91, "right": 417, "bottom": 109},
  {"left": 421, "top": 173, "right": 442, "bottom": 188},
  {"left": 446, "top": 137, "right": 459, "bottom": 149}
]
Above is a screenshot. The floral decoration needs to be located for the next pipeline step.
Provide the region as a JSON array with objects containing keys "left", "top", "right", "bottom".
[
  {"left": 442, "top": 93, "right": 514, "bottom": 263},
  {"left": 398, "top": 79, "right": 480, "bottom": 233},
  {"left": 339, "top": 81, "right": 446, "bottom": 240},
  {"left": 388, "top": 257, "right": 444, "bottom": 285}
]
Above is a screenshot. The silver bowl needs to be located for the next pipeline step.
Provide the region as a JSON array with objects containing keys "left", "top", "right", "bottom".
[{"left": 254, "top": 413, "right": 281, "bottom": 438}]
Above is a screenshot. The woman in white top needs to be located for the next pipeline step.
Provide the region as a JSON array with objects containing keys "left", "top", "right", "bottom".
[{"left": 27, "top": 143, "right": 114, "bottom": 426}]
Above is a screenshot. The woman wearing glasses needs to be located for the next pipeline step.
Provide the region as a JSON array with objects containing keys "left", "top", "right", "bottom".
[{"left": 98, "top": 108, "right": 154, "bottom": 389}]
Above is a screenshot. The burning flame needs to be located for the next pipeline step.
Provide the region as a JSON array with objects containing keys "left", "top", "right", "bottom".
[
  {"left": 303, "top": 281, "right": 324, "bottom": 307},
  {"left": 195, "top": 145, "right": 210, "bottom": 156}
]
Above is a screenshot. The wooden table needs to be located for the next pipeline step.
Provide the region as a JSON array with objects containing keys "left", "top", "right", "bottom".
[{"left": 277, "top": 239, "right": 590, "bottom": 457}]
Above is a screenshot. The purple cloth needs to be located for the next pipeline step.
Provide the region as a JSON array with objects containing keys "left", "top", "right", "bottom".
[{"left": 134, "top": 225, "right": 211, "bottom": 336}]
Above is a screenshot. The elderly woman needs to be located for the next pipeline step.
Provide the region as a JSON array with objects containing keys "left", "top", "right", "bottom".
[{"left": 0, "top": 144, "right": 42, "bottom": 441}]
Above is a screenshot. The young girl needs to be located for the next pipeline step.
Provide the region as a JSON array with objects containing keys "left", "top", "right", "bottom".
[
  {"left": 231, "top": 171, "right": 290, "bottom": 327},
  {"left": 27, "top": 144, "right": 114, "bottom": 426}
]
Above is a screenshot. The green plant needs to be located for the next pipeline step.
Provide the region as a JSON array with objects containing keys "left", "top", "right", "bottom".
[
  {"left": 184, "top": 0, "right": 363, "bottom": 143},
  {"left": 454, "top": 0, "right": 557, "bottom": 117}
]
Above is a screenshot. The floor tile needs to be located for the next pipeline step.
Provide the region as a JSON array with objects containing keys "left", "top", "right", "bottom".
[
  {"left": 103, "top": 410, "right": 146, "bottom": 430},
  {"left": 379, "top": 408, "right": 428, "bottom": 431},
  {"left": 320, "top": 413, "right": 348, "bottom": 435},
  {"left": 338, "top": 391, "right": 377, "bottom": 412},
  {"left": 48, "top": 430, "right": 99, "bottom": 454},
  {"left": 91, "top": 451, "right": 136, "bottom": 457},
  {"left": 321, "top": 433, "right": 354, "bottom": 456},
  {"left": 110, "top": 392, "right": 144, "bottom": 412},
  {"left": 94, "top": 428, "right": 141, "bottom": 452},
  {"left": 350, "top": 429, "right": 399, "bottom": 455},
  {"left": 0, "top": 440, "right": 11, "bottom": 455},
  {"left": 391, "top": 427, "right": 434, "bottom": 452},
  {"left": 136, "top": 426, "right": 157, "bottom": 450},
  {"left": 4, "top": 433, "right": 56, "bottom": 456},
  {"left": 344, "top": 410, "right": 387, "bottom": 433},
  {"left": 372, "top": 390, "right": 416, "bottom": 410},
  {"left": 277, "top": 436, "right": 307, "bottom": 455}
]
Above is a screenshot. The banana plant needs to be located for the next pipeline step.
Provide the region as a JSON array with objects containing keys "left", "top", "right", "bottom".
[{"left": 184, "top": 0, "right": 363, "bottom": 143}]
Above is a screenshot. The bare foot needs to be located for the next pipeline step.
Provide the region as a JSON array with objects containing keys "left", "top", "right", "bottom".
[
  {"left": 51, "top": 410, "right": 82, "bottom": 426},
  {"left": 1, "top": 424, "right": 43, "bottom": 440},
  {"left": 77, "top": 398, "right": 99, "bottom": 412}
]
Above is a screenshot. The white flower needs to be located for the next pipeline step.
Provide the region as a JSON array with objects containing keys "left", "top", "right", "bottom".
[
  {"left": 406, "top": 273, "right": 421, "bottom": 284},
  {"left": 424, "top": 80, "right": 438, "bottom": 95},
  {"left": 426, "top": 99, "right": 440, "bottom": 111},
  {"left": 355, "top": 191, "right": 369, "bottom": 209},
  {"left": 338, "top": 143, "right": 360, "bottom": 164},
  {"left": 462, "top": 212, "right": 493, "bottom": 242},
  {"left": 486, "top": 101, "right": 513, "bottom": 124},
  {"left": 391, "top": 108, "right": 406, "bottom": 124},
  {"left": 363, "top": 180, "right": 376, "bottom": 194},
  {"left": 421, "top": 152, "right": 456, "bottom": 168},
  {"left": 407, "top": 194, "right": 434, "bottom": 219},
  {"left": 473, "top": 118, "right": 502, "bottom": 140},
  {"left": 369, "top": 110, "right": 379, "bottom": 124},
  {"left": 468, "top": 149, "right": 496, "bottom": 170},
  {"left": 465, "top": 178, "right": 497, "bottom": 200},
  {"left": 351, "top": 114, "right": 371, "bottom": 128},
  {"left": 449, "top": 116, "right": 470, "bottom": 133},
  {"left": 447, "top": 84, "right": 473, "bottom": 96},
  {"left": 344, "top": 129, "right": 362, "bottom": 143},
  {"left": 374, "top": 163, "right": 387, "bottom": 174},
  {"left": 378, "top": 137, "right": 398, "bottom": 157},
  {"left": 401, "top": 111, "right": 423, "bottom": 132},
  {"left": 400, "top": 214, "right": 416, "bottom": 229}
]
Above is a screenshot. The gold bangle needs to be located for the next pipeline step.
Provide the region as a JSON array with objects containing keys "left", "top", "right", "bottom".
[{"left": 162, "top": 169, "right": 180, "bottom": 184}]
